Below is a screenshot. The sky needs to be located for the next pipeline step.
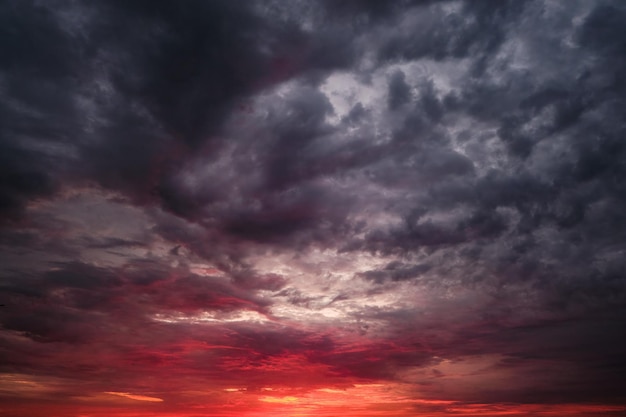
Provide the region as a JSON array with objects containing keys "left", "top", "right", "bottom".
[{"left": 1, "top": 0, "right": 626, "bottom": 416}]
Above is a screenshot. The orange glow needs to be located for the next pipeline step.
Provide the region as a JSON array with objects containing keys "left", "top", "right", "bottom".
[
  {"left": 104, "top": 392, "right": 164, "bottom": 402},
  {"left": 259, "top": 395, "right": 299, "bottom": 403},
  {"left": 4, "top": 372, "right": 626, "bottom": 417},
  {"left": 2, "top": 396, "right": 626, "bottom": 417}
]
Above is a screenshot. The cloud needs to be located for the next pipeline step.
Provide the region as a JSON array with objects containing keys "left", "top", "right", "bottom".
[{"left": 104, "top": 392, "right": 164, "bottom": 402}]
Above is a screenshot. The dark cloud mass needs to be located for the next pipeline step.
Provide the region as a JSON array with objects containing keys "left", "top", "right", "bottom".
[{"left": 1, "top": 1, "right": 626, "bottom": 416}]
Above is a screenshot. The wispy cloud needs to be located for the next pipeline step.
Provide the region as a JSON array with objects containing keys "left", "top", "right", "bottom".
[{"left": 104, "top": 392, "right": 164, "bottom": 402}]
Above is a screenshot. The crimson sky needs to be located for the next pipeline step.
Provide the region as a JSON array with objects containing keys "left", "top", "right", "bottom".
[{"left": 1, "top": 1, "right": 626, "bottom": 416}]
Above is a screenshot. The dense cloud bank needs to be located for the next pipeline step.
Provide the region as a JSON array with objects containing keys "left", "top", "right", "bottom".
[{"left": 1, "top": 0, "right": 626, "bottom": 413}]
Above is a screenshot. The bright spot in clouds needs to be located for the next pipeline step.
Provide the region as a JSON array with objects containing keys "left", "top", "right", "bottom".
[{"left": 104, "top": 392, "right": 164, "bottom": 402}]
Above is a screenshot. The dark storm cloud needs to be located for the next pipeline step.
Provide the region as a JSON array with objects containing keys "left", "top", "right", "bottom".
[
  {"left": 0, "top": 0, "right": 359, "bottom": 220},
  {"left": 3, "top": 0, "right": 626, "bottom": 412},
  {"left": 388, "top": 70, "right": 411, "bottom": 110},
  {"left": 378, "top": 0, "right": 528, "bottom": 63},
  {"left": 0, "top": 259, "right": 270, "bottom": 344},
  {"left": 347, "top": 1, "right": 626, "bottom": 402},
  {"left": 360, "top": 261, "right": 432, "bottom": 284},
  {"left": 344, "top": 1, "right": 626, "bottom": 267},
  {"left": 439, "top": 317, "right": 626, "bottom": 403}
]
